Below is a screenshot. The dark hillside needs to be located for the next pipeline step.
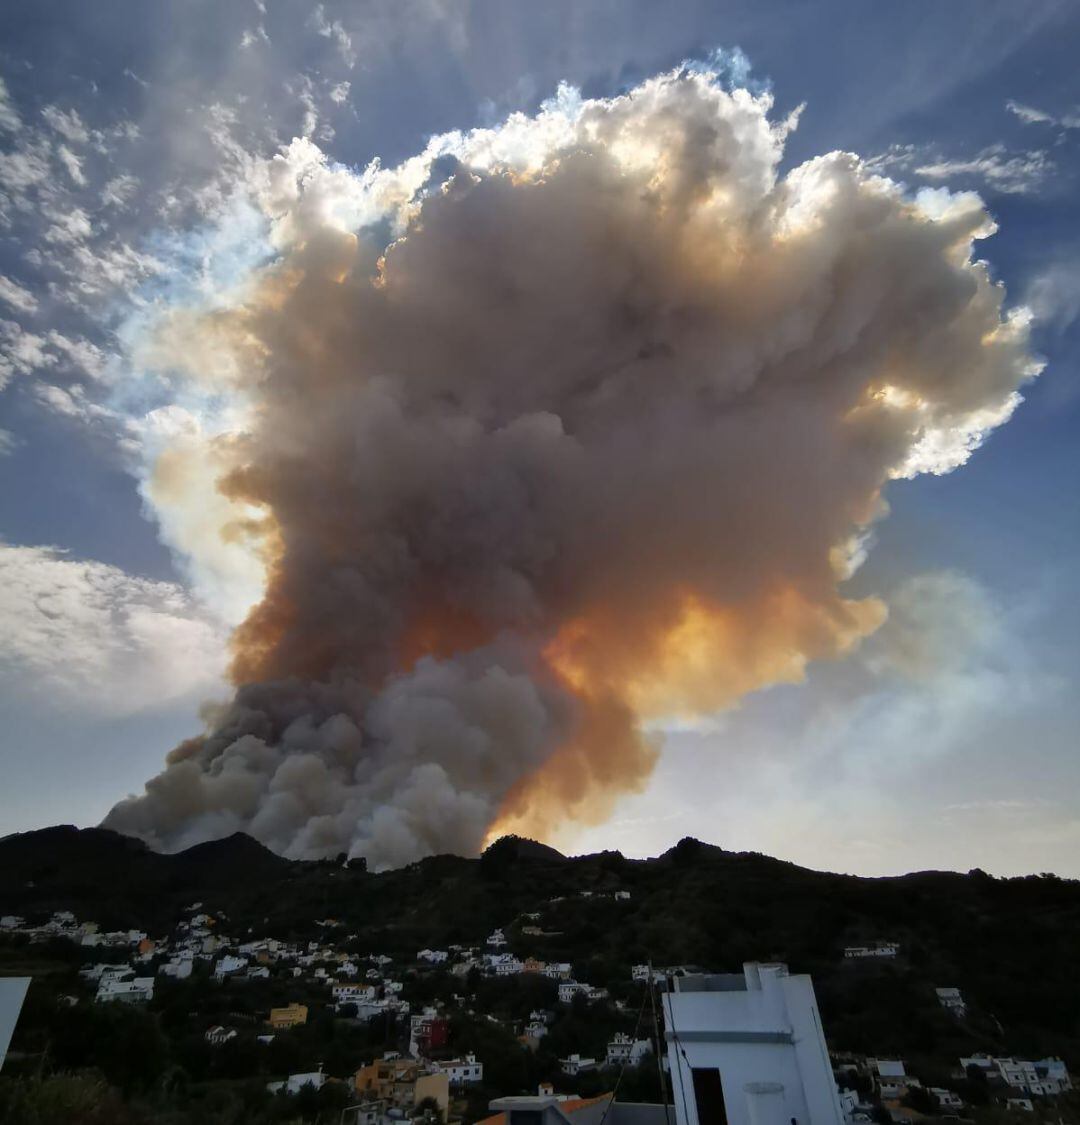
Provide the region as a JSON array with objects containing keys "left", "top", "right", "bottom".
[{"left": 2, "top": 826, "right": 1078, "bottom": 1064}]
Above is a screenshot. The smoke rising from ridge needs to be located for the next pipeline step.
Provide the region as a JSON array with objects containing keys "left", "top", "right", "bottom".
[{"left": 104, "top": 67, "right": 1038, "bottom": 868}]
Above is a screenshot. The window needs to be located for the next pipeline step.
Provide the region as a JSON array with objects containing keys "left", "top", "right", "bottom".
[{"left": 691, "top": 1068, "right": 728, "bottom": 1125}]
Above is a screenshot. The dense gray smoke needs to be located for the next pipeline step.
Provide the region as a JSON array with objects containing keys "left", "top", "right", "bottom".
[{"left": 104, "top": 67, "right": 1037, "bottom": 868}]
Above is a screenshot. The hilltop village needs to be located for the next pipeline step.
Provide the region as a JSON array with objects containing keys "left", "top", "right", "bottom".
[
  {"left": 1, "top": 830, "right": 1079, "bottom": 1123},
  {"left": 1, "top": 893, "right": 1076, "bottom": 1124}
]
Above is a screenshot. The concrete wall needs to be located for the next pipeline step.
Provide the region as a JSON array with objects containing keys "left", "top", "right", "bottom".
[{"left": 663, "top": 964, "right": 843, "bottom": 1125}]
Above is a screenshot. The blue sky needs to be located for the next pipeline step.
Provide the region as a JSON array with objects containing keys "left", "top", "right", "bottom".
[{"left": 1, "top": 0, "right": 1078, "bottom": 874}]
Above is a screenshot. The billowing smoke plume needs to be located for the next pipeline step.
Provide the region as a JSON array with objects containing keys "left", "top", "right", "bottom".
[{"left": 104, "top": 67, "right": 1038, "bottom": 868}]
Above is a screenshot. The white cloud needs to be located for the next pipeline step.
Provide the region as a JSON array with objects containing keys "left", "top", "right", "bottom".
[
  {"left": 42, "top": 205, "right": 93, "bottom": 244},
  {"left": 0, "top": 427, "right": 16, "bottom": 455},
  {"left": 309, "top": 4, "right": 357, "bottom": 67},
  {"left": 41, "top": 105, "right": 91, "bottom": 144},
  {"left": 102, "top": 173, "right": 139, "bottom": 208},
  {"left": 1005, "top": 99, "right": 1054, "bottom": 126},
  {"left": 1025, "top": 258, "right": 1080, "bottom": 333},
  {"left": 56, "top": 144, "right": 87, "bottom": 186},
  {"left": 240, "top": 24, "right": 270, "bottom": 49},
  {"left": 869, "top": 141, "right": 1053, "bottom": 195},
  {"left": 0, "top": 273, "right": 38, "bottom": 314},
  {"left": 0, "top": 544, "right": 228, "bottom": 716},
  {"left": 916, "top": 145, "right": 1052, "bottom": 194},
  {"left": 0, "top": 319, "right": 51, "bottom": 388},
  {"left": 329, "top": 81, "right": 351, "bottom": 105},
  {"left": 0, "top": 76, "right": 21, "bottom": 133},
  {"left": 1006, "top": 98, "right": 1080, "bottom": 130},
  {"left": 32, "top": 381, "right": 115, "bottom": 424}
]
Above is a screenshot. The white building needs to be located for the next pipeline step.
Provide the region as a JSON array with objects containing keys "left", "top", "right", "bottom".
[
  {"left": 435, "top": 1053, "right": 484, "bottom": 1086},
  {"left": 214, "top": 955, "right": 248, "bottom": 980},
  {"left": 963, "top": 1055, "right": 1073, "bottom": 1097},
  {"left": 487, "top": 929, "right": 508, "bottom": 948},
  {"left": 607, "top": 1033, "right": 651, "bottom": 1067},
  {"left": 334, "top": 983, "right": 377, "bottom": 1006},
  {"left": 560, "top": 1053, "right": 598, "bottom": 1076},
  {"left": 663, "top": 963, "right": 845, "bottom": 1125},
  {"left": 558, "top": 981, "right": 589, "bottom": 1004},
  {"left": 543, "top": 962, "right": 572, "bottom": 981},
  {"left": 869, "top": 1060, "right": 918, "bottom": 1102},
  {"left": 268, "top": 1070, "right": 326, "bottom": 1095},
  {"left": 632, "top": 964, "right": 666, "bottom": 984},
  {"left": 842, "top": 943, "right": 898, "bottom": 959},
  {"left": 935, "top": 988, "right": 966, "bottom": 1018},
  {"left": 0, "top": 978, "right": 30, "bottom": 1072},
  {"left": 1035, "top": 1058, "right": 1072, "bottom": 1092},
  {"left": 159, "top": 957, "right": 194, "bottom": 980},
  {"left": 487, "top": 954, "right": 525, "bottom": 976},
  {"left": 418, "top": 949, "right": 449, "bottom": 964},
  {"left": 96, "top": 977, "right": 155, "bottom": 1004},
  {"left": 929, "top": 1088, "right": 964, "bottom": 1110},
  {"left": 524, "top": 1018, "right": 549, "bottom": 1042},
  {"left": 206, "top": 1026, "right": 238, "bottom": 1045}
]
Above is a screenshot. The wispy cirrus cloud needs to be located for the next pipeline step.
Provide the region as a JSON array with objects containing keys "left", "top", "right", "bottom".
[
  {"left": 868, "top": 141, "right": 1053, "bottom": 195},
  {"left": 1006, "top": 98, "right": 1080, "bottom": 130}
]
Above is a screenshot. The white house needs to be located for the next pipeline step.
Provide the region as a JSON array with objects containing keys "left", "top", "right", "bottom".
[
  {"left": 560, "top": 1054, "right": 598, "bottom": 1076},
  {"left": 542, "top": 963, "right": 572, "bottom": 981},
  {"left": 159, "top": 957, "right": 194, "bottom": 980},
  {"left": 615, "top": 891, "right": 631, "bottom": 900},
  {"left": 558, "top": 981, "right": 589, "bottom": 1004},
  {"left": 487, "top": 954, "right": 525, "bottom": 976},
  {"left": 524, "top": 1018, "right": 549, "bottom": 1042},
  {"left": 607, "top": 1033, "right": 651, "bottom": 1068},
  {"left": 996, "top": 1059, "right": 1040, "bottom": 1090},
  {"left": 963, "top": 1056, "right": 1074, "bottom": 1096},
  {"left": 206, "top": 1026, "right": 238, "bottom": 1045},
  {"left": 843, "top": 943, "right": 898, "bottom": 960},
  {"left": 334, "top": 983, "right": 377, "bottom": 1006},
  {"left": 1035, "top": 1058, "right": 1072, "bottom": 1092},
  {"left": 487, "top": 929, "right": 508, "bottom": 948},
  {"left": 268, "top": 1070, "right": 326, "bottom": 1095},
  {"left": 418, "top": 949, "right": 449, "bottom": 964},
  {"left": 435, "top": 1053, "right": 484, "bottom": 1086},
  {"left": 929, "top": 1088, "right": 964, "bottom": 1110},
  {"left": 214, "top": 955, "right": 248, "bottom": 981},
  {"left": 935, "top": 988, "right": 966, "bottom": 1018},
  {"left": 96, "top": 977, "right": 155, "bottom": 1004},
  {"left": 663, "top": 963, "right": 846, "bottom": 1125},
  {"left": 632, "top": 965, "right": 666, "bottom": 984}
]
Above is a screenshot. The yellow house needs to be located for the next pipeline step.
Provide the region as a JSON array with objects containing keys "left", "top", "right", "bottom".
[
  {"left": 414, "top": 1072, "right": 450, "bottom": 1119},
  {"left": 354, "top": 1059, "right": 449, "bottom": 1118},
  {"left": 269, "top": 1002, "right": 308, "bottom": 1029}
]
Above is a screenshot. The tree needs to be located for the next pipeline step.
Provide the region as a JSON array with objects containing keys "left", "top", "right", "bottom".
[
  {"left": 414, "top": 1094, "right": 446, "bottom": 1125},
  {"left": 0, "top": 1072, "right": 142, "bottom": 1125}
]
